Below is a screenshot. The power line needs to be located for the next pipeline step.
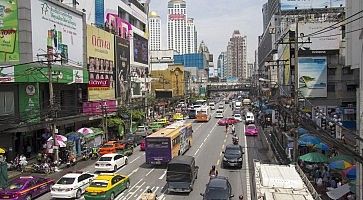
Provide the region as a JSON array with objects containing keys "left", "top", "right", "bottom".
[{"left": 309, "top": 27, "right": 363, "bottom": 39}]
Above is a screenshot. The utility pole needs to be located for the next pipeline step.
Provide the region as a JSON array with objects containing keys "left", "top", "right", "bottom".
[
  {"left": 293, "top": 17, "right": 299, "bottom": 163},
  {"left": 101, "top": 102, "right": 108, "bottom": 141}
]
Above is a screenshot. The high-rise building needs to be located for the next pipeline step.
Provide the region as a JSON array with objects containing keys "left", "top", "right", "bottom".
[
  {"left": 226, "top": 30, "right": 247, "bottom": 81},
  {"left": 247, "top": 63, "right": 254, "bottom": 79},
  {"left": 217, "top": 52, "right": 226, "bottom": 79},
  {"left": 149, "top": 11, "right": 161, "bottom": 50},
  {"left": 167, "top": 0, "right": 197, "bottom": 54}
]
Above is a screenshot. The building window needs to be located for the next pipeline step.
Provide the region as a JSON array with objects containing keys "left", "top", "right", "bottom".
[
  {"left": 346, "top": 84, "right": 357, "bottom": 92},
  {"left": 327, "top": 84, "right": 335, "bottom": 92},
  {"left": 342, "top": 67, "right": 353, "bottom": 75},
  {"left": 0, "top": 91, "right": 14, "bottom": 116}
]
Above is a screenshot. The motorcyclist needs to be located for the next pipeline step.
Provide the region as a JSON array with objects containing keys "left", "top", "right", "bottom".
[
  {"left": 232, "top": 135, "right": 239, "bottom": 145},
  {"left": 231, "top": 124, "right": 235, "bottom": 135},
  {"left": 209, "top": 165, "right": 218, "bottom": 177},
  {"left": 225, "top": 123, "right": 229, "bottom": 133}
]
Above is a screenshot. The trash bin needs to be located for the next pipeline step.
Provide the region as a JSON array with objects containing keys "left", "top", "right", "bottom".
[{"left": 0, "top": 161, "right": 8, "bottom": 189}]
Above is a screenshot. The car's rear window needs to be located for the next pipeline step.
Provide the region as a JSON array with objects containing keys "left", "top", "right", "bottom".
[
  {"left": 99, "top": 157, "right": 112, "bottom": 161},
  {"left": 57, "top": 177, "right": 75, "bottom": 185},
  {"left": 247, "top": 125, "right": 256, "bottom": 129},
  {"left": 7, "top": 183, "right": 24, "bottom": 190}
]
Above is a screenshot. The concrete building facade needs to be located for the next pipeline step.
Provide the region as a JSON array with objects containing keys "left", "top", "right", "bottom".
[
  {"left": 227, "top": 30, "right": 248, "bottom": 81},
  {"left": 149, "top": 11, "right": 162, "bottom": 51}
]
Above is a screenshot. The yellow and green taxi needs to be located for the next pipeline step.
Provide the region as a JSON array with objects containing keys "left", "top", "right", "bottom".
[
  {"left": 157, "top": 117, "right": 169, "bottom": 126},
  {"left": 84, "top": 173, "right": 130, "bottom": 200},
  {"left": 173, "top": 113, "right": 184, "bottom": 121}
]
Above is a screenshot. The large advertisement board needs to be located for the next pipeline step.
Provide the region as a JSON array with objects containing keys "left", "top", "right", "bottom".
[
  {"left": 87, "top": 25, "right": 115, "bottom": 101},
  {"left": 30, "top": 0, "right": 84, "bottom": 67},
  {"left": 115, "top": 36, "right": 130, "bottom": 103},
  {"left": 19, "top": 83, "right": 40, "bottom": 123},
  {"left": 0, "top": 0, "right": 19, "bottom": 62},
  {"left": 133, "top": 33, "right": 148, "bottom": 65},
  {"left": 281, "top": 0, "right": 345, "bottom": 11},
  {"left": 298, "top": 57, "right": 327, "bottom": 98},
  {"left": 299, "top": 22, "right": 341, "bottom": 50}
]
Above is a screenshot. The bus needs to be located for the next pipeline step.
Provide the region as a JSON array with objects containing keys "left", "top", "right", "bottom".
[
  {"left": 195, "top": 106, "right": 211, "bottom": 122},
  {"left": 145, "top": 121, "right": 193, "bottom": 165},
  {"left": 194, "top": 99, "right": 207, "bottom": 107},
  {"left": 188, "top": 108, "right": 197, "bottom": 119}
]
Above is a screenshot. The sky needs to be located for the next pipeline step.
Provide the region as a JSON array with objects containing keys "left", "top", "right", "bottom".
[{"left": 149, "top": 0, "right": 266, "bottom": 63}]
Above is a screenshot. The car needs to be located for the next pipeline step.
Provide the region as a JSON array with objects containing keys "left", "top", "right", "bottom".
[
  {"left": 140, "top": 139, "right": 145, "bottom": 151},
  {"left": 0, "top": 176, "right": 54, "bottom": 200},
  {"left": 157, "top": 117, "right": 169, "bottom": 126},
  {"left": 84, "top": 173, "right": 130, "bottom": 200},
  {"left": 218, "top": 105, "right": 224, "bottom": 109},
  {"left": 245, "top": 124, "right": 258, "bottom": 136},
  {"left": 233, "top": 113, "right": 242, "bottom": 122},
  {"left": 98, "top": 141, "right": 126, "bottom": 156},
  {"left": 173, "top": 113, "right": 184, "bottom": 121},
  {"left": 124, "top": 133, "right": 144, "bottom": 147},
  {"left": 222, "top": 144, "right": 244, "bottom": 169},
  {"left": 51, "top": 172, "right": 96, "bottom": 199},
  {"left": 200, "top": 176, "right": 234, "bottom": 200},
  {"left": 209, "top": 102, "right": 215, "bottom": 110},
  {"left": 215, "top": 109, "right": 224, "bottom": 118},
  {"left": 95, "top": 153, "right": 128, "bottom": 172},
  {"left": 135, "top": 125, "right": 152, "bottom": 136},
  {"left": 245, "top": 112, "right": 255, "bottom": 125},
  {"left": 217, "top": 118, "right": 238, "bottom": 126}
]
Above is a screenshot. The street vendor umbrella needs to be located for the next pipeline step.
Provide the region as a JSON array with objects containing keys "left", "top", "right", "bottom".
[
  {"left": 298, "top": 127, "right": 309, "bottom": 135},
  {"left": 299, "top": 134, "right": 321, "bottom": 145},
  {"left": 47, "top": 134, "right": 67, "bottom": 142},
  {"left": 329, "top": 155, "right": 355, "bottom": 163},
  {"left": 314, "top": 143, "right": 330, "bottom": 151},
  {"left": 299, "top": 152, "right": 328, "bottom": 163},
  {"left": 329, "top": 160, "right": 352, "bottom": 170},
  {"left": 0, "top": 148, "right": 5, "bottom": 154},
  {"left": 342, "top": 165, "right": 356, "bottom": 180},
  {"left": 77, "top": 127, "right": 94, "bottom": 135}
]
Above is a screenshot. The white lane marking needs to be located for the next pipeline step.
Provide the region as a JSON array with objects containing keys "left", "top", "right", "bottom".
[
  {"left": 243, "top": 123, "right": 251, "bottom": 200},
  {"left": 195, "top": 124, "right": 202, "bottom": 131},
  {"left": 194, "top": 148, "right": 200, "bottom": 156},
  {"left": 129, "top": 155, "right": 142, "bottom": 164},
  {"left": 121, "top": 179, "right": 143, "bottom": 196},
  {"left": 119, "top": 181, "right": 146, "bottom": 200},
  {"left": 159, "top": 170, "right": 167, "bottom": 179},
  {"left": 126, "top": 167, "right": 139, "bottom": 177},
  {"left": 200, "top": 142, "right": 205, "bottom": 147},
  {"left": 135, "top": 186, "right": 150, "bottom": 200},
  {"left": 145, "top": 168, "right": 155, "bottom": 176},
  {"left": 203, "top": 137, "right": 208, "bottom": 142},
  {"left": 159, "top": 194, "right": 165, "bottom": 200}
]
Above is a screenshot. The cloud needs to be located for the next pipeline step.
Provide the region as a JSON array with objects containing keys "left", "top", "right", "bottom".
[{"left": 150, "top": 0, "right": 266, "bottom": 62}]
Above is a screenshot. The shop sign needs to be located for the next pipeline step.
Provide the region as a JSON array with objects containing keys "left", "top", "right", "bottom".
[
  {"left": 30, "top": 0, "right": 84, "bottom": 67},
  {"left": 0, "top": 66, "right": 14, "bottom": 82},
  {"left": 0, "top": 0, "right": 19, "bottom": 62},
  {"left": 82, "top": 100, "right": 117, "bottom": 115},
  {"left": 344, "top": 108, "right": 355, "bottom": 115},
  {"left": 19, "top": 83, "right": 40, "bottom": 123}
]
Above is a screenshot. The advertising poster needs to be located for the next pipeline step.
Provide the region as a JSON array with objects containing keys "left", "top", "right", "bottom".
[
  {"left": 133, "top": 33, "right": 148, "bottom": 65},
  {"left": 19, "top": 83, "right": 40, "bottom": 123},
  {"left": 298, "top": 57, "right": 327, "bottom": 98},
  {"left": 0, "top": 0, "right": 19, "bottom": 62},
  {"left": 299, "top": 22, "right": 340, "bottom": 50},
  {"left": 87, "top": 25, "right": 115, "bottom": 101},
  {"left": 281, "top": 0, "right": 345, "bottom": 10},
  {"left": 0, "top": 66, "right": 14, "bottom": 82},
  {"left": 30, "top": 0, "right": 84, "bottom": 67},
  {"left": 115, "top": 36, "right": 130, "bottom": 102}
]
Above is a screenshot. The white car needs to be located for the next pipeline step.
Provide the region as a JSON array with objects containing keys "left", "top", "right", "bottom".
[
  {"left": 215, "top": 109, "right": 224, "bottom": 118},
  {"left": 51, "top": 172, "right": 96, "bottom": 199},
  {"left": 95, "top": 153, "right": 128, "bottom": 172},
  {"left": 218, "top": 105, "right": 224, "bottom": 109},
  {"left": 234, "top": 113, "right": 242, "bottom": 122}
]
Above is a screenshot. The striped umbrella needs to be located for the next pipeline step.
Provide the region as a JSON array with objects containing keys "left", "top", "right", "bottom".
[{"left": 329, "top": 160, "right": 352, "bottom": 170}]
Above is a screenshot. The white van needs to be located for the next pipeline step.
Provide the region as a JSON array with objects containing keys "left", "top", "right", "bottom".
[
  {"left": 245, "top": 112, "right": 255, "bottom": 124},
  {"left": 242, "top": 99, "right": 251, "bottom": 106},
  {"left": 235, "top": 101, "right": 242, "bottom": 110},
  {"left": 215, "top": 109, "right": 224, "bottom": 118}
]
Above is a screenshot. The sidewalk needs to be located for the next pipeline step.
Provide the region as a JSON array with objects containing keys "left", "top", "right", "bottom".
[{"left": 8, "top": 158, "right": 97, "bottom": 182}]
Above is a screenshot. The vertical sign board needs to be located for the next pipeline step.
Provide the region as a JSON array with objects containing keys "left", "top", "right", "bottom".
[
  {"left": 0, "top": 0, "right": 19, "bottom": 62},
  {"left": 115, "top": 36, "right": 130, "bottom": 103},
  {"left": 298, "top": 57, "right": 327, "bottom": 98},
  {"left": 19, "top": 83, "right": 40, "bottom": 123}
]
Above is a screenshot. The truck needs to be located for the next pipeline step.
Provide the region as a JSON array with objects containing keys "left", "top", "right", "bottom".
[
  {"left": 235, "top": 101, "right": 242, "bottom": 110},
  {"left": 254, "top": 161, "right": 315, "bottom": 200}
]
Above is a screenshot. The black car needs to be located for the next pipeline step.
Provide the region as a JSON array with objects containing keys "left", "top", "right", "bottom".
[
  {"left": 200, "top": 176, "right": 234, "bottom": 200},
  {"left": 124, "top": 133, "right": 144, "bottom": 147},
  {"left": 222, "top": 144, "right": 244, "bottom": 169}
]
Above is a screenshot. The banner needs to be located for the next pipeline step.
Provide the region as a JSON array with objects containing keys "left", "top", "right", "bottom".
[
  {"left": 298, "top": 57, "right": 327, "bottom": 98},
  {"left": 0, "top": 0, "right": 19, "bottom": 62},
  {"left": 82, "top": 100, "right": 117, "bottom": 115},
  {"left": 299, "top": 22, "right": 341, "bottom": 50},
  {"left": 281, "top": 0, "right": 345, "bottom": 11},
  {"left": 19, "top": 83, "right": 40, "bottom": 123},
  {"left": 133, "top": 33, "right": 148, "bottom": 65},
  {"left": 87, "top": 25, "right": 115, "bottom": 100},
  {"left": 115, "top": 36, "right": 130, "bottom": 103},
  {"left": 30, "top": 0, "right": 84, "bottom": 67}
]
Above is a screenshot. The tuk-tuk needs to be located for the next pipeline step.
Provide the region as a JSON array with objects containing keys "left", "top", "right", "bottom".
[{"left": 157, "top": 117, "right": 169, "bottom": 126}]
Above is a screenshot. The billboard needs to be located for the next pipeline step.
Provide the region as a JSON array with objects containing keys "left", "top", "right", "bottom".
[
  {"left": 30, "top": 0, "right": 84, "bottom": 67},
  {"left": 298, "top": 57, "right": 327, "bottom": 98},
  {"left": 281, "top": 0, "right": 345, "bottom": 10},
  {"left": 299, "top": 22, "right": 341, "bottom": 50},
  {"left": 0, "top": 66, "right": 14, "bottom": 82},
  {"left": 19, "top": 83, "right": 40, "bottom": 123},
  {"left": 87, "top": 25, "right": 115, "bottom": 101},
  {"left": 0, "top": 0, "right": 19, "bottom": 62},
  {"left": 133, "top": 33, "right": 148, "bottom": 65},
  {"left": 115, "top": 36, "right": 130, "bottom": 103},
  {"left": 82, "top": 100, "right": 117, "bottom": 115}
]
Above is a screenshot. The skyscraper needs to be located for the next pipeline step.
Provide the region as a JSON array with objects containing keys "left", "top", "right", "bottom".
[
  {"left": 149, "top": 11, "right": 162, "bottom": 50},
  {"left": 217, "top": 52, "right": 227, "bottom": 79},
  {"left": 227, "top": 30, "right": 247, "bottom": 81},
  {"left": 167, "top": 0, "right": 197, "bottom": 54}
]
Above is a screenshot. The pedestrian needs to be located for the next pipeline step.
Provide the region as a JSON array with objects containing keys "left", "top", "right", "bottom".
[
  {"left": 337, "top": 179, "right": 342, "bottom": 187},
  {"left": 341, "top": 134, "right": 346, "bottom": 144}
]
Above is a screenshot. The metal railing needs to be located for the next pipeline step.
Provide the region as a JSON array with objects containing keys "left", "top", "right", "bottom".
[{"left": 295, "top": 163, "right": 323, "bottom": 200}]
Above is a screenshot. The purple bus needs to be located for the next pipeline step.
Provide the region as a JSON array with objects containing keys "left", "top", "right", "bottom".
[{"left": 145, "top": 137, "right": 172, "bottom": 164}]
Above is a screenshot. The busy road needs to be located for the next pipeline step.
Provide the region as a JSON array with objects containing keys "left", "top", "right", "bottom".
[{"left": 37, "top": 104, "right": 271, "bottom": 200}]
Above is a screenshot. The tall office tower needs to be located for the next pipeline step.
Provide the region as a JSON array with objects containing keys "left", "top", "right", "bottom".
[
  {"left": 228, "top": 30, "right": 247, "bottom": 80},
  {"left": 167, "top": 0, "right": 197, "bottom": 54},
  {"left": 149, "top": 11, "right": 162, "bottom": 50}
]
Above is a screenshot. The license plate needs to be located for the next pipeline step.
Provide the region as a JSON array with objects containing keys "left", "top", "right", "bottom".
[{"left": 2, "top": 196, "right": 9, "bottom": 199}]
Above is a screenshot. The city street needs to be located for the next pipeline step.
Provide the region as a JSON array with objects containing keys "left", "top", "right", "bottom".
[{"left": 37, "top": 105, "right": 272, "bottom": 200}]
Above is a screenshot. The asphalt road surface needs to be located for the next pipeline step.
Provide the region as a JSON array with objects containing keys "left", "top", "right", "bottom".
[{"left": 38, "top": 104, "right": 272, "bottom": 200}]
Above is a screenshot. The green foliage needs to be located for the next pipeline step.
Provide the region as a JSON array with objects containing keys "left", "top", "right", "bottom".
[
  {"left": 107, "top": 117, "right": 124, "bottom": 128},
  {"left": 130, "top": 109, "right": 145, "bottom": 123}
]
